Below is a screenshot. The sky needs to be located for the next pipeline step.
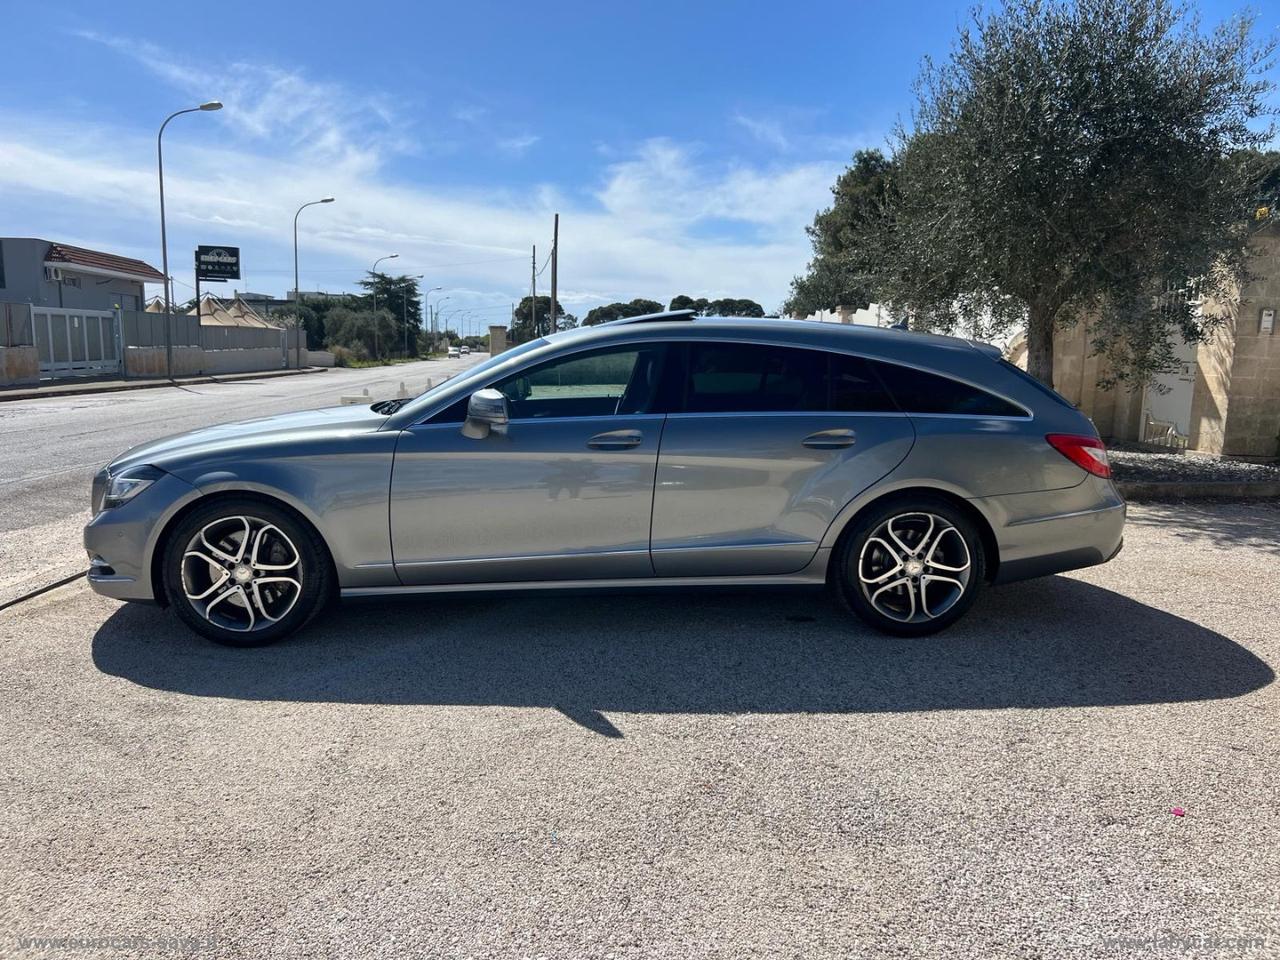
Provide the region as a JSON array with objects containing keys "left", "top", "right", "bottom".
[{"left": 2, "top": 0, "right": 1275, "bottom": 329}]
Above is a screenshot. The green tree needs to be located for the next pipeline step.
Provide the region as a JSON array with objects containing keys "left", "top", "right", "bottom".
[
  {"left": 358, "top": 273, "right": 423, "bottom": 356},
  {"left": 583, "top": 299, "right": 665, "bottom": 325},
  {"left": 705, "top": 298, "right": 765, "bottom": 317},
  {"left": 784, "top": 150, "right": 896, "bottom": 318},
  {"left": 806, "top": 0, "right": 1277, "bottom": 386},
  {"left": 324, "top": 306, "right": 396, "bottom": 359},
  {"left": 668, "top": 295, "right": 710, "bottom": 314},
  {"left": 509, "top": 295, "right": 568, "bottom": 342}
]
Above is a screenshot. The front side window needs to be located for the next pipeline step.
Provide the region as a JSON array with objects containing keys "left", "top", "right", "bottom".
[{"left": 493, "top": 344, "right": 665, "bottom": 419}]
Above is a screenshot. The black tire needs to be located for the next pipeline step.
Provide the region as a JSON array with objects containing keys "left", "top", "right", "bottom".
[
  {"left": 162, "top": 497, "right": 333, "bottom": 647},
  {"left": 834, "top": 494, "right": 986, "bottom": 637}
]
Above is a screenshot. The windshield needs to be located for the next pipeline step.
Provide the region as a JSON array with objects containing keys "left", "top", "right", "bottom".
[{"left": 391, "top": 338, "right": 550, "bottom": 417}]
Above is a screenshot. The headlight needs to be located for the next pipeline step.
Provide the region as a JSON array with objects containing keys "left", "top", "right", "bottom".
[{"left": 101, "top": 465, "right": 166, "bottom": 510}]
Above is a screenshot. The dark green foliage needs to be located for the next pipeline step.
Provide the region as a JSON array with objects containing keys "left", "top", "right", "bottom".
[{"left": 791, "top": 0, "right": 1278, "bottom": 386}]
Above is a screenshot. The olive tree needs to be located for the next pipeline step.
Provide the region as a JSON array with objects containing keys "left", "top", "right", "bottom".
[{"left": 798, "top": 0, "right": 1278, "bottom": 385}]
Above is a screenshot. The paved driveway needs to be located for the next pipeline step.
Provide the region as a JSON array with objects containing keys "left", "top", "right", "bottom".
[{"left": 2, "top": 501, "right": 1276, "bottom": 958}]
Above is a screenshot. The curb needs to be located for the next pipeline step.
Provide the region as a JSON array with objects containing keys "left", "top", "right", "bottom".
[
  {"left": 0, "top": 366, "right": 328, "bottom": 403},
  {"left": 1116, "top": 480, "right": 1280, "bottom": 500}
]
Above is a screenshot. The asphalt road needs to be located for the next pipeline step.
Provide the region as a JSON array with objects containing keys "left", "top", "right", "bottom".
[
  {"left": 1, "top": 501, "right": 1277, "bottom": 958},
  {"left": 0, "top": 356, "right": 486, "bottom": 607}
]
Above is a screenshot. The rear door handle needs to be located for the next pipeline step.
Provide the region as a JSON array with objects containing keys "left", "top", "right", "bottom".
[
  {"left": 802, "top": 428, "right": 857, "bottom": 449},
  {"left": 587, "top": 429, "right": 644, "bottom": 450}
]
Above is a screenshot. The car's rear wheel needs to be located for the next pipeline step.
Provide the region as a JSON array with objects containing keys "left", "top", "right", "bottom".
[
  {"left": 835, "top": 496, "right": 986, "bottom": 636},
  {"left": 162, "top": 498, "right": 332, "bottom": 647}
]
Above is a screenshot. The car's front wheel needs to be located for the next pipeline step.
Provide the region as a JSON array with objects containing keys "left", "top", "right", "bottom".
[
  {"left": 835, "top": 496, "right": 986, "bottom": 637},
  {"left": 162, "top": 498, "right": 332, "bottom": 647}
]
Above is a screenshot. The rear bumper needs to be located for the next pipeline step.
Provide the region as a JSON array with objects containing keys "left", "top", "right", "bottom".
[{"left": 974, "top": 478, "right": 1126, "bottom": 585}]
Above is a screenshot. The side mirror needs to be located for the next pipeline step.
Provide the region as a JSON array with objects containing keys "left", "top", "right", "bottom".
[{"left": 461, "top": 388, "right": 509, "bottom": 439}]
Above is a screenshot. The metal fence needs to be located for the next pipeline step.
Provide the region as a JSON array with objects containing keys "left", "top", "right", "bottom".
[
  {"left": 2, "top": 302, "right": 34, "bottom": 347},
  {"left": 117, "top": 311, "right": 303, "bottom": 351},
  {"left": 201, "top": 325, "right": 299, "bottom": 351},
  {"left": 120, "top": 310, "right": 201, "bottom": 347}
]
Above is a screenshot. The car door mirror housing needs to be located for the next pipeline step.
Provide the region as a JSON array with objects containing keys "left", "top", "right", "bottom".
[{"left": 461, "top": 388, "right": 509, "bottom": 439}]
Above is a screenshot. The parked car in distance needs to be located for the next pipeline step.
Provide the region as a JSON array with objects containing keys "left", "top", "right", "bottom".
[
  {"left": 447, "top": 346, "right": 461, "bottom": 359},
  {"left": 461, "top": 345, "right": 471, "bottom": 355},
  {"left": 85, "top": 310, "right": 1124, "bottom": 646}
]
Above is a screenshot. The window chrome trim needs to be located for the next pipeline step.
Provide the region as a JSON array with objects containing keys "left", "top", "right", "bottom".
[
  {"left": 664, "top": 410, "right": 909, "bottom": 420},
  {"left": 902, "top": 412, "right": 1034, "bottom": 422},
  {"left": 408, "top": 412, "right": 667, "bottom": 431},
  {"left": 409, "top": 333, "right": 1033, "bottom": 423}
]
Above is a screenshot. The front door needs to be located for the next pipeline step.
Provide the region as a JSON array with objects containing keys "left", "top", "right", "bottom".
[
  {"left": 650, "top": 341, "right": 916, "bottom": 576},
  {"left": 390, "top": 343, "right": 667, "bottom": 585}
]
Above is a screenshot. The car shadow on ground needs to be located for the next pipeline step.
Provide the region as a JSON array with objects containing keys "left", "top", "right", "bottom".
[{"left": 91, "top": 575, "right": 1274, "bottom": 737}]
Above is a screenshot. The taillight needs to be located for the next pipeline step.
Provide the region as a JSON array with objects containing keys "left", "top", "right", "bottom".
[{"left": 1046, "top": 433, "right": 1111, "bottom": 478}]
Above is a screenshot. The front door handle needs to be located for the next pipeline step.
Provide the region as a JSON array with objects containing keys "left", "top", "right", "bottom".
[
  {"left": 587, "top": 429, "right": 644, "bottom": 450},
  {"left": 802, "top": 428, "right": 857, "bottom": 449}
]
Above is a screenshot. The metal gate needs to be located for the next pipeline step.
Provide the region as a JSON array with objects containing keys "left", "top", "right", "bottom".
[{"left": 33, "top": 308, "right": 121, "bottom": 378}]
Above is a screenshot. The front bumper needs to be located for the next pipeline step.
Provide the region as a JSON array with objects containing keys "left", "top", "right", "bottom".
[{"left": 83, "top": 471, "right": 202, "bottom": 602}]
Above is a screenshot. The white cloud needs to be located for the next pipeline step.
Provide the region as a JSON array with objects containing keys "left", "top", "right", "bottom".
[
  {"left": 2, "top": 40, "right": 857, "bottom": 316},
  {"left": 733, "top": 113, "right": 791, "bottom": 151},
  {"left": 496, "top": 134, "right": 541, "bottom": 155},
  {"left": 74, "top": 30, "right": 410, "bottom": 175}
]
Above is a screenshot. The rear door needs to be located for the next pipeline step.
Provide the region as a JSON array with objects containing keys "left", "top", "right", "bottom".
[{"left": 650, "top": 342, "right": 915, "bottom": 576}]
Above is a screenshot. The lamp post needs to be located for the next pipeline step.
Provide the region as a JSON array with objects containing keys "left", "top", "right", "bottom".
[
  {"left": 431, "top": 295, "right": 451, "bottom": 354},
  {"left": 404, "top": 274, "right": 424, "bottom": 357},
  {"left": 292, "top": 197, "right": 335, "bottom": 369},
  {"left": 158, "top": 100, "right": 222, "bottom": 379},
  {"left": 424, "top": 287, "right": 443, "bottom": 355},
  {"left": 369, "top": 253, "right": 398, "bottom": 358}
]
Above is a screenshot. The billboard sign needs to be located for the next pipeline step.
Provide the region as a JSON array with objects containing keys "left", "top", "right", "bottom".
[{"left": 195, "top": 245, "right": 240, "bottom": 282}]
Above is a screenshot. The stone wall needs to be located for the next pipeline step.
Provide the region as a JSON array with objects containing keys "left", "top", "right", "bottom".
[
  {"left": 1210, "top": 230, "right": 1280, "bottom": 458},
  {"left": 488, "top": 325, "right": 509, "bottom": 354},
  {"left": 1009, "top": 321, "right": 1145, "bottom": 442},
  {"left": 122, "top": 346, "right": 204, "bottom": 378},
  {"left": 0, "top": 345, "right": 39, "bottom": 387}
]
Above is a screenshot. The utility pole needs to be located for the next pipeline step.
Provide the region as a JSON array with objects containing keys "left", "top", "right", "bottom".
[
  {"left": 531, "top": 244, "right": 537, "bottom": 339},
  {"left": 549, "top": 213, "right": 559, "bottom": 334}
]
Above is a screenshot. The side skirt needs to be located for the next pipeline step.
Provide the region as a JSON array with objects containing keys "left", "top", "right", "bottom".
[{"left": 341, "top": 548, "right": 832, "bottom": 598}]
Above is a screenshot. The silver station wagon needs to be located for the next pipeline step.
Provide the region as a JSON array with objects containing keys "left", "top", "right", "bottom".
[{"left": 85, "top": 310, "right": 1125, "bottom": 646}]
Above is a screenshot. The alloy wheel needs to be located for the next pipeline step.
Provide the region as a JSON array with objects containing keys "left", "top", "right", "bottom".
[
  {"left": 181, "top": 515, "right": 303, "bottom": 633},
  {"left": 856, "top": 511, "right": 972, "bottom": 624}
]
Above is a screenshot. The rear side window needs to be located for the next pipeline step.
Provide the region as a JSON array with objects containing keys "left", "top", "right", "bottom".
[
  {"left": 869, "top": 360, "right": 1027, "bottom": 417},
  {"left": 999, "top": 359, "right": 1077, "bottom": 409},
  {"left": 680, "top": 343, "right": 899, "bottom": 414},
  {"left": 685, "top": 343, "right": 825, "bottom": 413}
]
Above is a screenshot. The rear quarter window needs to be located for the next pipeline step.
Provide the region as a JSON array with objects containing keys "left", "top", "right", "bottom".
[{"left": 870, "top": 360, "right": 1027, "bottom": 417}]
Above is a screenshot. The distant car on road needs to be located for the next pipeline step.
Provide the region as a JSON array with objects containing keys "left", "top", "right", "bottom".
[
  {"left": 447, "top": 346, "right": 461, "bottom": 359},
  {"left": 85, "top": 310, "right": 1124, "bottom": 646},
  {"left": 461, "top": 345, "right": 471, "bottom": 355}
]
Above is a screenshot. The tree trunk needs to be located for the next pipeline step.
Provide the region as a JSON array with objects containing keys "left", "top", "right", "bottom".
[{"left": 1026, "top": 302, "right": 1056, "bottom": 388}]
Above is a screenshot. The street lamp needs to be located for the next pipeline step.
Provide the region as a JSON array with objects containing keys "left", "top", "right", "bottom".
[
  {"left": 404, "top": 274, "right": 424, "bottom": 357},
  {"left": 157, "top": 99, "right": 222, "bottom": 379},
  {"left": 432, "top": 295, "right": 451, "bottom": 354},
  {"left": 424, "top": 287, "right": 443, "bottom": 354},
  {"left": 292, "top": 197, "right": 335, "bottom": 369},
  {"left": 370, "top": 254, "right": 398, "bottom": 358}
]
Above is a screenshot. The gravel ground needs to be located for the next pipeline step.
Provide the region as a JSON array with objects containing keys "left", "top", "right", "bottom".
[
  {"left": 2, "top": 502, "right": 1278, "bottom": 958},
  {"left": 1108, "top": 443, "right": 1280, "bottom": 485}
]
